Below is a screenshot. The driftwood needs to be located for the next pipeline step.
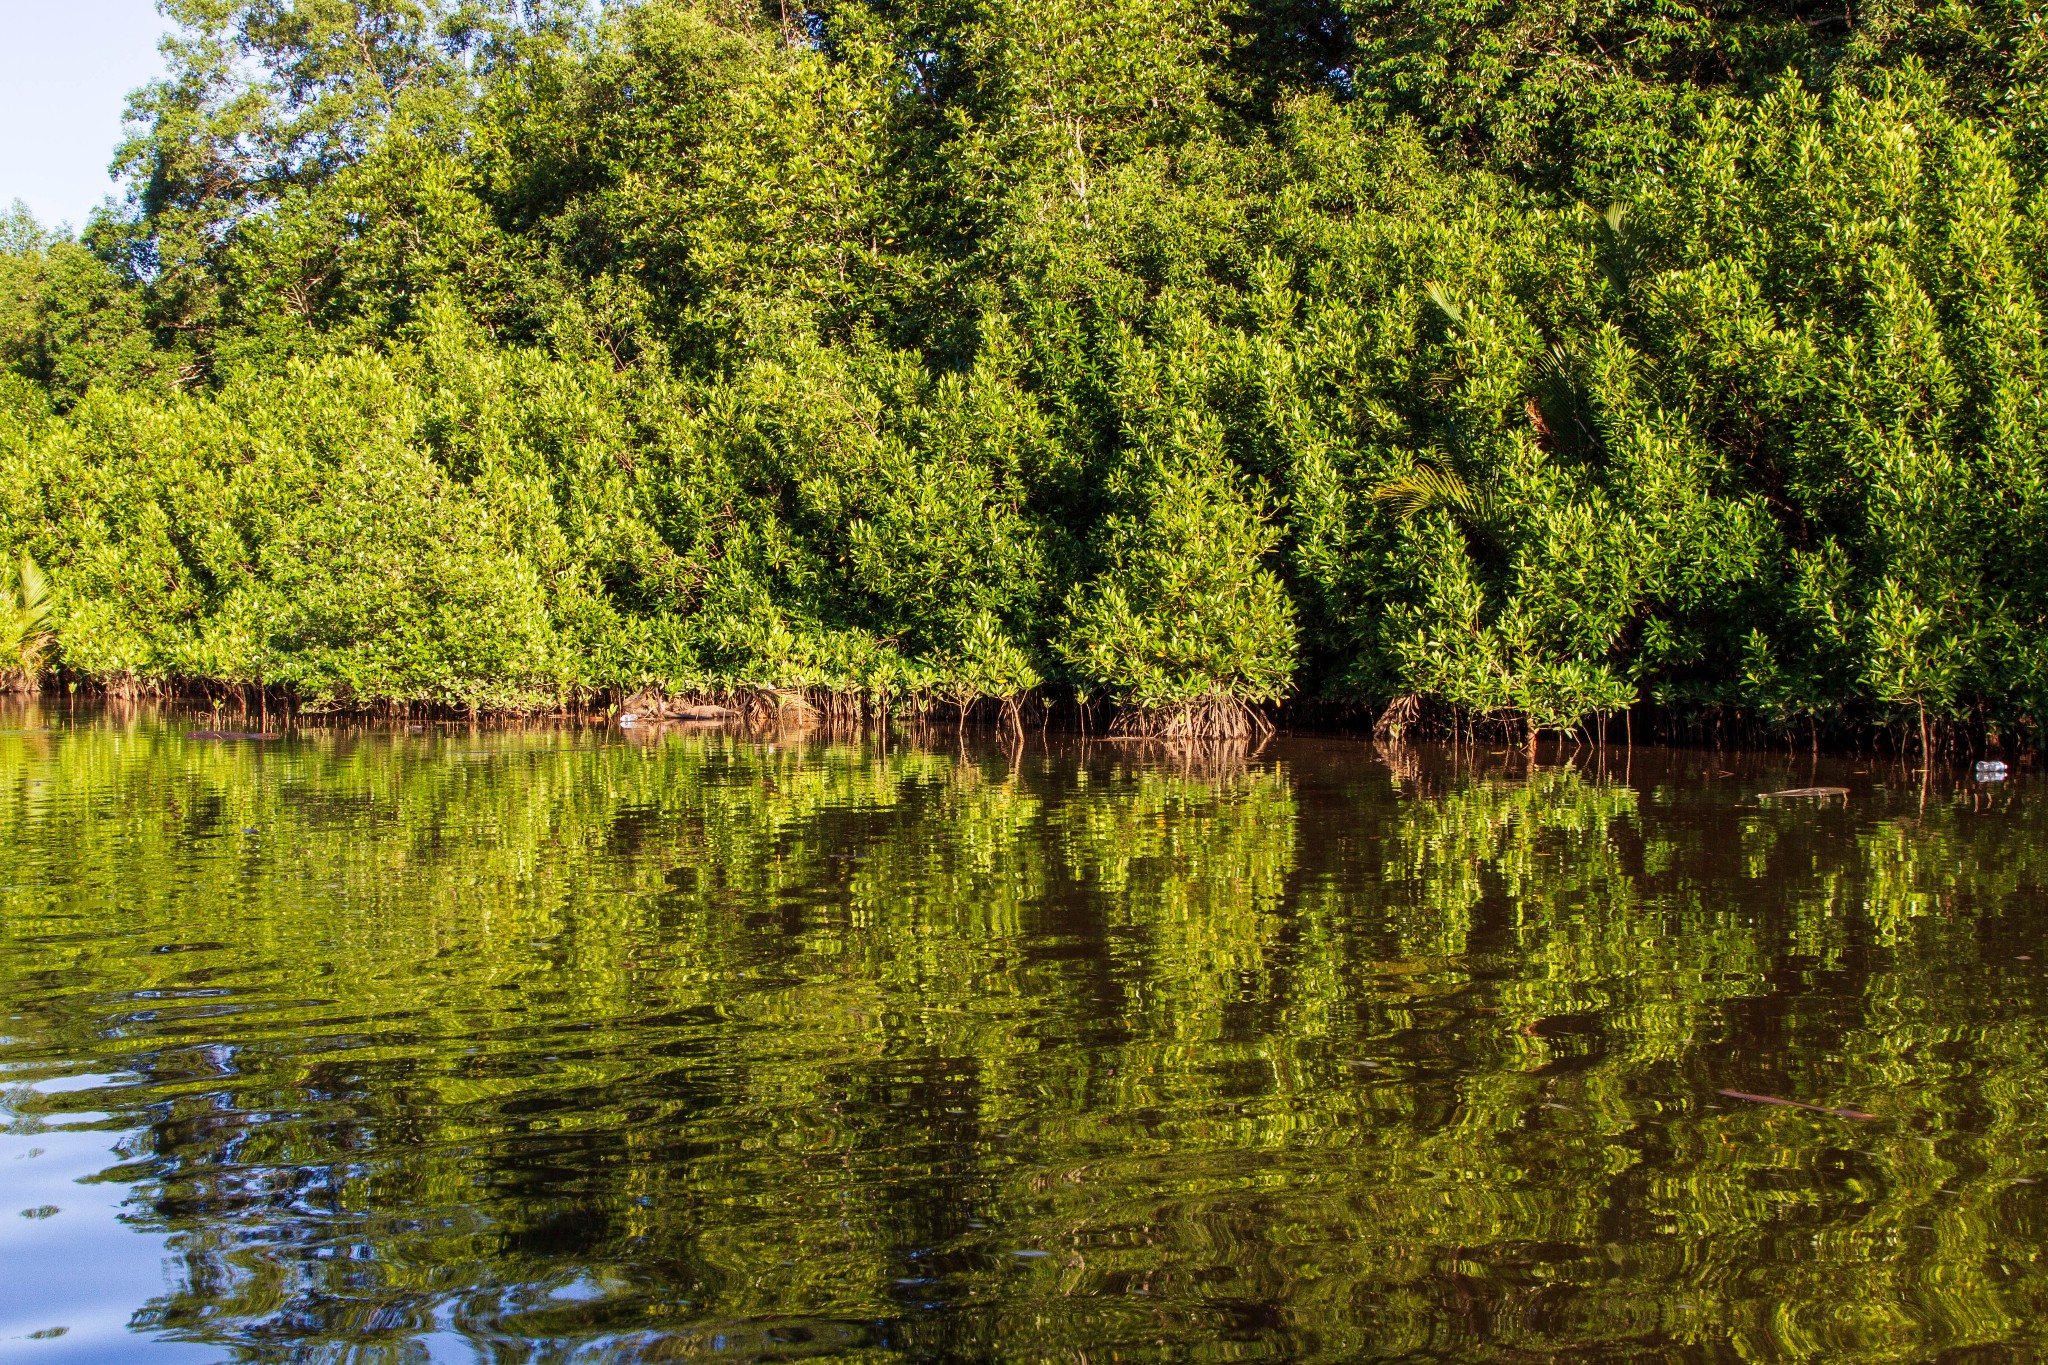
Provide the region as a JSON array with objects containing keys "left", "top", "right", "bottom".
[
  {"left": 617, "top": 688, "right": 742, "bottom": 724},
  {"left": 1718, "top": 1088, "right": 1875, "bottom": 1120},
  {"left": 668, "top": 704, "right": 742, "bottom": 721}
]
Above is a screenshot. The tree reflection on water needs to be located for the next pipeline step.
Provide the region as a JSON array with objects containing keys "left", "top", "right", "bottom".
[{"left": 1, "top": 707, "right": 2045, "bottom": 1361}]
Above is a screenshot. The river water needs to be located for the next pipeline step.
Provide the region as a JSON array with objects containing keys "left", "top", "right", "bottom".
[{"left": 0, "top": 707, "right": 2043, "bottom": 1362}]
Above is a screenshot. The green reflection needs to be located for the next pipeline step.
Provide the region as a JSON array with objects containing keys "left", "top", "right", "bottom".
[{"left": 2, "top": 710, "right": 2047, "bottom": 1362}]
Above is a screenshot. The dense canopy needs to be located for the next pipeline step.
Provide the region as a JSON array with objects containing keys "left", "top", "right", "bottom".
[{"left": 2, "top": 0, "right": 2045, "bottom": 742}]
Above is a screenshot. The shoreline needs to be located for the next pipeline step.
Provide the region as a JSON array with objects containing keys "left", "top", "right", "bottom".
[{"left": 5, "top": 680, "right": 2031, "bottom": 764}]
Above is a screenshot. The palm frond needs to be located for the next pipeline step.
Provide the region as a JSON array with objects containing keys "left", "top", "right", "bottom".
[
  {"left": 2, "top": 552, "right": 55, "bottom": 673},
  {"left": 1423, "top": 281, "right": 1464, "bottom": 329},
  {"left": 16, "top": 553, "right": 50, "bottom": 631},
  {"left": 1529, "top": 341, "right": 1573, "bottom": 388},
  {"left": 1370, "top": 462, "right": 1488, "bottom": 523}
]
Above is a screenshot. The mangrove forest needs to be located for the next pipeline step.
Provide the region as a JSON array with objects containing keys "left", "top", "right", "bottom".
[{"left": 2, "top": 0, "right": 2046, "bottom": 745}]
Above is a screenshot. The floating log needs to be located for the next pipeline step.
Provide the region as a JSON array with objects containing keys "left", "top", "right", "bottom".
[
  {"left": 615, "top": 687, "right": 742, "bottom": 724},
  {"left": 668, "top": 704, "right": 740, "bottom": 721}
]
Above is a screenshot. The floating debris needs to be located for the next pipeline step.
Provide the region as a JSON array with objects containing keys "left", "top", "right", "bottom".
[{"left": 1717, "top": 1088, "right": 1875, "bottom": 1120}]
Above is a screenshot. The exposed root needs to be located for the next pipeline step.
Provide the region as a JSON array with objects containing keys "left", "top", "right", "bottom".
[
  {"left": 1373, "top": 693, "right": 1422, "bottom": 740},
  {"left": 1108, "top": 692, "right": 1274, "bottom": 740}
]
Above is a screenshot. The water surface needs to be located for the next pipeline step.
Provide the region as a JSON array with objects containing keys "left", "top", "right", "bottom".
[{"left": 2, "top": 708, "right": 2045, "bottom": 1362}]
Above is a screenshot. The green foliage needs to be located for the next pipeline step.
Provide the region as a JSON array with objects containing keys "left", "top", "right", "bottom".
[
  {"left": 0, "top": 202, "right": 164, "bottom": 400},
  {"left": 1061, "top": 449, "right": 1297, "bottom": 710},
  {"left": 2, "top": 0, "right": 2047, "bottom": 737}
]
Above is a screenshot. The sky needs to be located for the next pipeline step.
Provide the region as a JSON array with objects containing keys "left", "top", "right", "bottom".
[{"left": 0, "top": 0, "right": 172, "bottom": 233}]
